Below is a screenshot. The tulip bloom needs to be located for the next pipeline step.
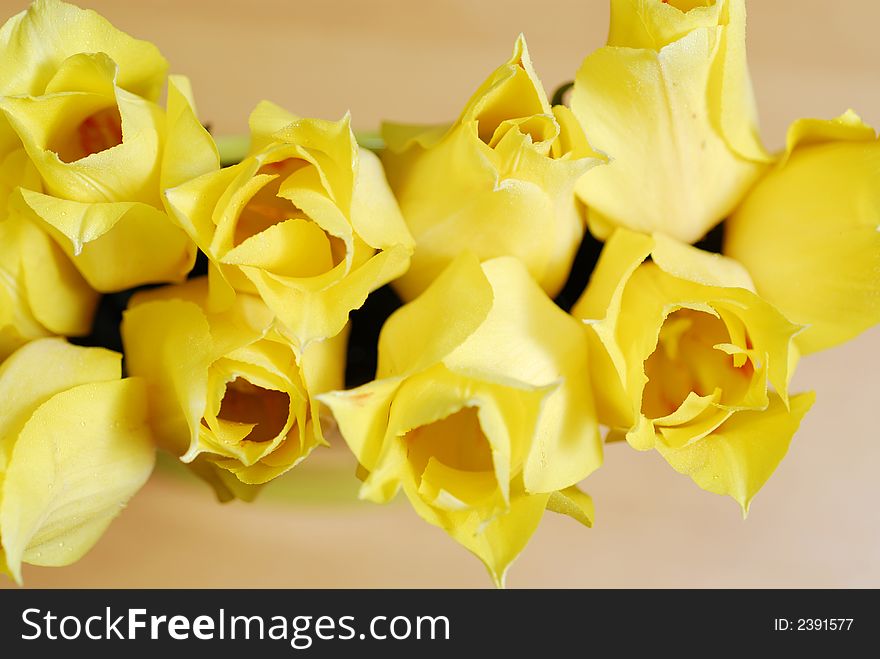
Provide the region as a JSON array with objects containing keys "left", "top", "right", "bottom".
[
  {"left": 572, "top": 0, "right": 769, "bottom": 243},
  {"left": 164, "top": 102, "right": 413, "bottom": 347},
  {"left": 381, "top": 35, "right": 605, "bottom": 302},
  {"left": 0, "top": 0, "right": 214, "bottom": 292},
  {"left": 573, "top": 229, "right": 814, "bottom": 513},
  {"left": 321, "top": 254, "right": 600, "bottom": 585},
  {"left": 0, "top": 338, "right": 154, "bottom": 583},
  {"left": 122, "top": 278, "right": 347, "bottom": 501},
  {"left": 725, "top": 112, "right": 880, "bottom": 354}
]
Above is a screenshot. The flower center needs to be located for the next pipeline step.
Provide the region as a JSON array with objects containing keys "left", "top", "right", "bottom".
[
  {"left": 642, "top": 309, "right": 754, "bottom": 418},
  {"left": 233, "top": 158, "right": 347, "bottom": 276},
  {"left": 405, "top": 407, "right": 494, "bottom": 476},
  {"left": 216, "top": 377, "right": 291, "bottom": 443},
  {"left": 404, "top": 406, "right": 499, "bottom": 508},
  {"left": 234, "top": 159, "right": 308, "bottom": 245},
  {"left": 54, "top": 106, "right": 123, "bottom": 163}
]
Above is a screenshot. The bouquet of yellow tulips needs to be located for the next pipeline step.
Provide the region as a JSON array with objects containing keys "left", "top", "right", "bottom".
[{"left": 1, "top": 0, "right": 877, "bottom": 588}]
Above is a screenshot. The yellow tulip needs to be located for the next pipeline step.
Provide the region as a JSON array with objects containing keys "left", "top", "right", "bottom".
[
  {"left": 0, "top": 150, "right": 97, "bottom": 359},
  {"left": 572, "top": 229, "right": 814, "bottom": 513},
  {"left": 164, "top": 102, "right": 413, "bottom": 348},
  {"left": 0, "top": 338, "right": 154, "bottom": 584},
  {"left": 381, "top": 35, "right": 605, "bottom": 302},
  {"left": 320, "top": 254, "right": 600, "bottom": 586},
  {"left": 121, "top": 278, "right": 347, "bottom": 501},
  {"left": 725, "top": 111, "right": 880, "bottom": 355},
  {"left": 573, "top": 0, "right": 770, "bottom": 243},
  {"left": 0, "top": 0, "right": 214, "bottom": 292}
]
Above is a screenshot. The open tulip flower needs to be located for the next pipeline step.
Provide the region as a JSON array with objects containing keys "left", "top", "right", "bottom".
[
  {"left": 382, "top": 35, "right": 605, "bottom": 302},
  {"left": 0, "top": 0, "right": 215, "bottom": 298},
  {"left": 122, "top": 278, "right": 347, "bottom": 502},
  {"left": 164, "top": 102, "right": 414, "bottom": 348},
  {"left": 321, "top": 254, "right": 601, "bottom": 585},
  {"left": 573, "top": 229, "right": 815, "bottom": 513}
]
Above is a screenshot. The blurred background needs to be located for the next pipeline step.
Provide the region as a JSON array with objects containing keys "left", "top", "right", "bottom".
[{"left": 1, "top": 0, "right": 878, "bottom": 587}]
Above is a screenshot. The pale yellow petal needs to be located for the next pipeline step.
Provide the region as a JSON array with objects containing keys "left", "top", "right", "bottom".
[
  {"left": 318, "top": 378, "right": 402, "bottom": 472},
  {"left": 161, "top": 75, "right": 219, "bottom": 191},
  {"left": 444, "top": 257, "right": 602, "bottom": 492},
  {"left": 0, "top": 0, "right": 168, "bottom": 100},
  {"left": 546, "top": 484, "right": 594, "bottom": 528},
  {"left": 349, "top": 147, "right": 414, "bottom": 251},
  {"left": 650, "top": 231, "right": 754, "bottom": 290},
  {"left": 658, "top": 392, "right": 815, "bottom": 514},
  {"left": 0, "top": 377, "right": 154, "bottom": 583},
  {"left": 17, "top": 214, "right": 98, "bottom": 335},
  {"left": 726, "top": 116, "right": 880, "bottom": 354},
  {"left": 378, "top": 252, "right": 493, "bottom": 377},
  {"left": 607, "top": 0, "right": 723, "bottom": 51},
  {"left": 573, "top": 27, "right": 763, "bottom": 242},
  {"left": 1, "top": 82, "right": 164, "bottom": 205},
  {"left": 248, "top": 100, "right": 298, "bottom": 153},
  {"left": 407, "top": 482, "right": 550, "bottom": 588},
  {"left": 121, "top": 299, "right": 214, "bottom": 456},
  {"left": 16, "top": 188, "right": 195, "bottom": 291},
  {"left": 0, "top": 338, "right": 120, "bottom": 472}
]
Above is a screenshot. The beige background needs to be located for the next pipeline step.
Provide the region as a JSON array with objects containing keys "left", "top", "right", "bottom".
[{"left": 1, "top": 0, "right": 878, "bottom": 587}]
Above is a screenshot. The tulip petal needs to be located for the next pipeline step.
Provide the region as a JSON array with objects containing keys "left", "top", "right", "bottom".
[
  {"left": 782, "top": 111, "right": 874, "bottom": 158},
  {"left": 242, "top": 242, "right": 410, "bottom": 347},
  {"left": 16, "top": 214, "right": 98, "bottom": 335},
  {"left": 349, "top": 148, "right": 414, "bottom": 251},
  {"left": 0, "top": 213, "right": 96, "bottom": 356},
  {"left": 0, "top": 377, "right": 154, "bottom": 583},
  {"left": 248, "top": 100, "right": 297, "bottom": 153},
  {"left": 379, "top": 252, "right": 493, "bottom": 377},
  {"left": 546, "top": 485, "right": 594, "bottom": 528},
  {"left": 1, "top": 83, "right": 164, "bottom": 205},
  {"left": 271, "top": 114, "right": 357, "bottom": 211},
  {"left": 573, "top": 26, "right": 763, "bottom": 242},
  {"left": 657, "top": 392, "right": 815, "bottom": 514},
  {"left": 16, "top": 188, "right": 195, "bottom": 291},
  {"left": 318, "top": 378, "right": 403, "bottom": 474},
  {"left": 406, "top": 482, "right": 551, "bottom": 588},
  {"left": 162, "top": 75, "right": 219, "bottom": 191},
  {"left": 444, "top": 257, "right": 602, "bottom": 492},
  {"left": 651, "top": 231, "right": 754, "bottom": 290},
  {"left": 0, "top": 289, "right": 47, "bottom": 362},
  {"left": 572, "top": 229, "right": 653, "bottom": 428},
  {"left": 0, "top": 0, "right": 168, "bottom": 100},
  {"left": 0, "top": 338, "right": 120, "bottom": 472},
  {"left": 376, "top": 364, "right": 537, "bottom": 507},
  {"left": 608, "top": 0, "right": 723, "bottom": 51},
  {"left": 462, "top": 34, "right": 550, "bottom": 129},
  {"left": 725, "top": 115, "right": 880, "bottom": 354},
  {"left": 301, "top": 327, "right": 349, "bottom": 399},
  {"left": 707, "top": 0, "right": 770, "bottom": 162},
  {"left": 121, "top": 299, "right": 213, "bottom": 457},
  {"left": 187, "top": 455, "right": 263, "bottom": 503}
]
